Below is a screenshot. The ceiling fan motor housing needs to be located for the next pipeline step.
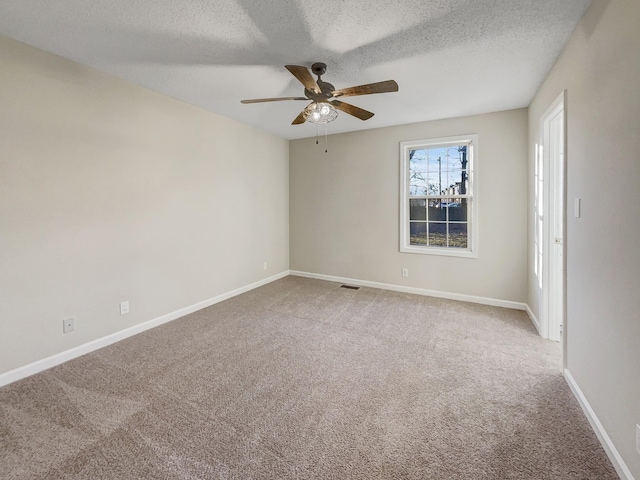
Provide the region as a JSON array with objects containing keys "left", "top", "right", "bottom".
[
  {"left": 305, "top": 81, "right": 335, "bottom": 101},
  {"left": 305, "top": 62, "right": 334, "bottom": 100}
]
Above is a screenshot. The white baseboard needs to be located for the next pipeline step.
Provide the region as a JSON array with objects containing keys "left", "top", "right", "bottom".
[
  {"left": 564, "top": 369, "right": 634, "bottom": 480},
  {"left": 0, "top": 271, "right": 290, "bottom": 388},
  {"left": 290, "top": 270, "right": 528, "bottom": 311},
  {"left": 525, "top": 304, "right": 541, "bottom": 334}
]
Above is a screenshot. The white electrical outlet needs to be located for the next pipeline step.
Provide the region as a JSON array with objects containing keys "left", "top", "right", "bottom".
[
  {"left": 63, "top": 317, "right": 75, "bottom": 334},
  {"left": 636, "top": 424, "right": 640, "bottom": 455},
  {"left": 263, "top": 262, "right": 268, "bottom": 270},
  {"left": 120, "top": 300, "right": 130, "bottom": 315},
  {"left": 402, "top": 268, "right": 409, "bottom": 277}
]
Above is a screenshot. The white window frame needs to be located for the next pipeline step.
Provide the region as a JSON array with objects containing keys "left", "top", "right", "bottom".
[{"left": 399, "top": 134, "right": 478, "bottom": 258}]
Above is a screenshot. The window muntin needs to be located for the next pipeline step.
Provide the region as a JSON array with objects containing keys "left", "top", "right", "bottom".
[{"left": 400, "top": 135, "right": 478, "bottom": 257}]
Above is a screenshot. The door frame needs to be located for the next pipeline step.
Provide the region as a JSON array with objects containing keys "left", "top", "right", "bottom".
[{"left": 539, "top": 91, "right": 567, "bottom": 356}]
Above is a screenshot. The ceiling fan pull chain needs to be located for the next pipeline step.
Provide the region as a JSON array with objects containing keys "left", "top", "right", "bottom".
[
  {"left": 316, "top": 124, "right": 319, "bottom": 145},
  {"left": 325, "top": 125, "right": 328, "bottom": 154}
]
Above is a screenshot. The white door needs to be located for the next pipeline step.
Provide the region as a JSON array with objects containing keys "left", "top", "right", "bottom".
[
  {"left": 548, "top": 108, "right": 564, "bottom": 342},
  {"left": 541, "top": 93, "right": 565, "bottom": 343}
]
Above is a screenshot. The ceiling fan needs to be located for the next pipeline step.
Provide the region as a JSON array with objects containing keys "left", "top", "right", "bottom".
[{"left": 241, "top": 62, "right": 399, "bottom": 125}]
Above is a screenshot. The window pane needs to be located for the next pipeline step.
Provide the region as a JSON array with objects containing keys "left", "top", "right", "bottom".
[
  {"left": 409, "top": 173, "right": 427, "bottom": 195},
  {"left": 409, "top": 152, "right": 427, "bottom": 173},
  {"left": 450, "top": 145, "right": 470, "bottom": 170},
  {"left": 410, "top": 198, "right": 426, "bottom": 220},
  {"left": 410, "top": 150, "right": 428, "bottom": 195},
  {"left": 447, "top": 170, "right": 468, "bottom": 195},
  {"left": 428, "top": 222, "right": 447, "bottom": 246},
  {"left": 427, "top": 171, "right": 443, "bottom": 195},
  {"left": 448, "top": 223, "right": 468, "bottom": 248},
  {"left": 447, "top": 199, "right": 468, "bottom": 222},
  {"left": 428, "top": 152, "right": 444, "bottom": 173},
  {"left": 428, "top": 202, "right": 446, "bottom": 221},
  {"left": 461, "top": 175, "right": 470, "bottom": 195},
  {"left": 447, "top": 147, "right": 465, "bottom": 170},
  {"left": 447, "top": 170, "right": 469, "bottom": 195},
  {"left": 410, "top": 222, "right": 427, "bottom": 245},
  {"left": 441, "top": 181, "right": 459, "bottom": 196}
]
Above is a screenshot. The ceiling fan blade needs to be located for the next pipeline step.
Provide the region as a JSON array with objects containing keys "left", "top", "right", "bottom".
[
  {"left": 332, "top": 80, "right": 399, "bottom": 98},
  {"left": 292, "top": 108, "right": 308, "bottom": 125},
  {"left": 330, "top": 100, "right": 375, "bottom": 121},
  {"left": 241, "top": 97, "right": 308, "bottom": 104},
  {"left": 285, "top": 65, "right": 321, "bottom": 94}
]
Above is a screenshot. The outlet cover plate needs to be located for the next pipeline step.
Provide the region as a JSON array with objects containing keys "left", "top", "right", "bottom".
[
  {"left": 636, "top": 424, "right": 640, "bottom": 455},
  {"left": 120, "top": 300, "right": 130, "bottom": 315},
  {"left": 63, "top": 317, "right": 75, "bottom": 334}
]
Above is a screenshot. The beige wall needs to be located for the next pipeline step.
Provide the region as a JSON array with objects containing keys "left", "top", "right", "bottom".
[
  {"left": 528, "top": 0, "right": 640, "bottom": 476},
  {"left": 290, "top": 109, "right": 528, "bottom": 303},
  {"left": 0, "top": 36, "right": 289, "bottom": 375}
]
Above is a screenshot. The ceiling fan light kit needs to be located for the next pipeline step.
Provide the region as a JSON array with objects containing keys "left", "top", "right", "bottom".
[
  {"left": 304, "top": 102, "right": 338, "bottom": 124},
  {"left": 241, "top": 62, "right": 398, "bottom": 126}
]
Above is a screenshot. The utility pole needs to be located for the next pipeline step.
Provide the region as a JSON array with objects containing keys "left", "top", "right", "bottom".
[{"left": 437, "top": 156, "right": 442, "bottom": 206}]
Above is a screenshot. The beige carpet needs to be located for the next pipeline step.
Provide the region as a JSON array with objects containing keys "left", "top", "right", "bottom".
[{"left": 0, "top": 276, "right": 617, "bottom": 479}]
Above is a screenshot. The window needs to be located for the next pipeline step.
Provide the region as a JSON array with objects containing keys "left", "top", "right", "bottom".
[{"left": 400, "top": 134, "right": 478, "bottom": 257}]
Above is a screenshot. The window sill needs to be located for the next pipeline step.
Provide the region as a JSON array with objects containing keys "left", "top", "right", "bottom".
[{"left": 400, "top": 245, "right": 478, "bottom": 258}]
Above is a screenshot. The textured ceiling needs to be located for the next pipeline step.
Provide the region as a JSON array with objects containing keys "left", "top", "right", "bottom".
[{"left": 0, "top": 0, "right": 592, "bottom": 140}]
